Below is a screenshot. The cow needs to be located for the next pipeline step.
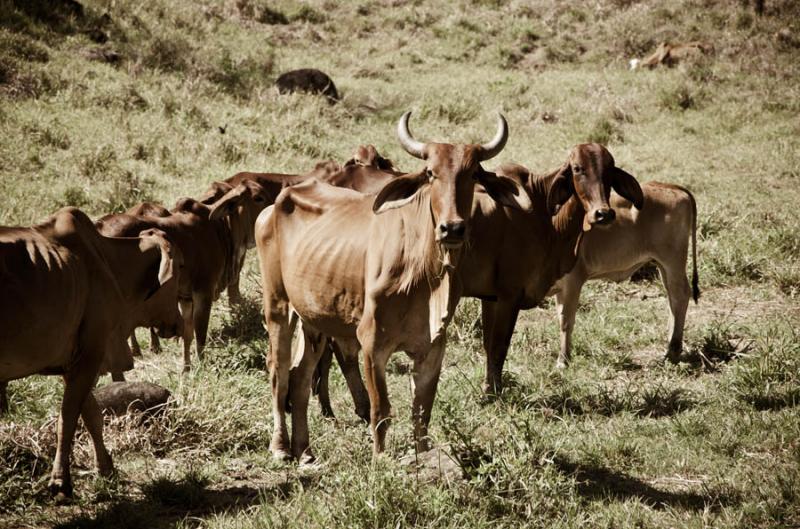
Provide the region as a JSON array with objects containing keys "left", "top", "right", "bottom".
[
  {"left": 0, "top": 207, "right": 182, "bottom": 500},
  {"left": 122, "top": 201, "right": 173, "bottom": 357},
  {"left": 201, "top": 160, "right": 341, "bottom": 305},
  {"left": 550, "top": 181, "right": 698, "bottom": 368},
  {"left": 256, "top": 111, "right": 532, "bottom": 462},
  {"left": 96, "top": 181, "right": 272, "bottom": 374},
  {"left": 311, "top": 143, "right": 647, "bottom": 414}
]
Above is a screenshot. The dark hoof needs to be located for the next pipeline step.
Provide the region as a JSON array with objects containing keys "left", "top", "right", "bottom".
[{"left": 49, "top": 480, "right": 73, "bottom": 503}]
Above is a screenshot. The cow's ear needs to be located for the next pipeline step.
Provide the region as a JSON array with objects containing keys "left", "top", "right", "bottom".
[
  {"left": 372, "top": 170, "right": 428, "bottom": 214},
  {"left": 611, "top": 167, "right": 644, "bottom": 209},
  {"left": 200, "top": 182, "right": 232, "bottom": 205},
  {"left": 546, "top": 164, "right": 574, "bottom": 215},
  {"left": 209, "top": 185, "right": 247, "bottom": 221},
  {"left": 476, "top": 168, "right": 532, "bottom": 212},
  {"left": 377, "top": 157, "right": 395, "bottom": 171},
  {"left": 138, "top": 230, "right": 176, "bottom": 299}
]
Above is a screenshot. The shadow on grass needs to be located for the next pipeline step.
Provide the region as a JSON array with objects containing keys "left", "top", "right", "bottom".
[
  {"left": 495, "top": 377, "right": 695, "bottom": 419},
  {"left": 55, "top": 474, "right": 312, "bottom": 529},
  {"left": 554, "top": 456, "right": 737, "bottom": 512}
]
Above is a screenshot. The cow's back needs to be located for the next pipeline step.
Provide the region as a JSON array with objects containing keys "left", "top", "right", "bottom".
[{"left": 268, "top": 181, "right": 373, "bottom": 337}]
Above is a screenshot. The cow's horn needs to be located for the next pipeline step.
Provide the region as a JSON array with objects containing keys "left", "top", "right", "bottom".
[
  {"left": 397, "top": 111, "right": 426, "bottom": 160},
  {"left": 478, "top": 113, "right": 508, "bottom": 161}
]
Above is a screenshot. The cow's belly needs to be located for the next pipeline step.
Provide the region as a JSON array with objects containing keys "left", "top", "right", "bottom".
[
  {"left": 282, "top": 228, "right": 366, "bottom": 339},
  {"left": 0, "top": 278, "right": 83, "bottom": 381}
]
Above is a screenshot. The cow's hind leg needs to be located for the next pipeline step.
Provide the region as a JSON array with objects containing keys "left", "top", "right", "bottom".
[
  {"left": 658, "top": 259, "right": 691, "bottom": 363},
  {"left": 290, "top": 326, "right": 327, "bottom": 464},
  {"left": 481, "top": 300, "right": 520, "bottom": 395},
  {"left": 334, "top": 340, "right": 370, "bottom": 422},
  {"left": 410, "top": 337, "right": 446, "bottom": 453},
  {"left": 266, "top": 303, "right": 293, "bottom": 461},
  {"left": 149, "top": 328, "right": 162, "bottom": 354},
  {"left": 0, "top": 381, "right": 8, "bottom": 415},
  {"left": 554, "top": 272, "right": 585, "bottom": 369},
  {"left": 129, "top": 332, "right": 142, "bottom": 358},
  {"left": 312, "top": 341, "right": 335, "bottom": 419},
  {"left": 50, "top": 368, "right": 97, "bottom": 501}
]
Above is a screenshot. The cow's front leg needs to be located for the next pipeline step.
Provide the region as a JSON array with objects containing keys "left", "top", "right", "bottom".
[
  {"left": 358, "top": 311, "right": 394, "bottom": 455},
  {"left": 179, "top": 298, "right": 194, "bottom": 372},
  {"left": 554, "top": 273, "right": 584, "bottom": 369},
  {"left": 192, "top": 292, "right": 213, "bottom": 362},
  {"left": 80, "top": 392, "right": 113, "bottom": 477},
  {"left": 481, "top": 299, "right": 520, "bottom": 395},
  {"left": 411, "top": 337, "right": 446, "bottom": 453}
]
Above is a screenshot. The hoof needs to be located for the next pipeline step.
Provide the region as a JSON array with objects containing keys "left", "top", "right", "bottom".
[
  {"left": 355, "top": 407, "right": 370, "bottom": 424},
  {"left": 298, "top": 450, "right": 317, "bottom": 467},
  {"left": 481, "top": 382, "right": 502, "bottom": 398},
  {"left": 182, "top": 364, "right": 191, "bottom": 374},
  {"left": 554, "top": 359, "right": 568, "bottom": 370},
  {"left": 664, "top": 350, "right": 682, "bottom": 364},
  {"left": 48, "top": 478, "right": 73, "bottom": 503},
  {"left": 270, "top": 446, "right": 292, "bottom": 462}
]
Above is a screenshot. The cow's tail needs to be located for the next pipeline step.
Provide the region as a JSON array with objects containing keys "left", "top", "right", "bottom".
[{"left": 687, "top": 187, "right": 700, "bottom": 303}]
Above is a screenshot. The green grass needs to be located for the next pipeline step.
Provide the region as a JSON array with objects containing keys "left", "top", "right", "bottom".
[{"left": 2, "top": 0, "right": 800, "bottom": 527}]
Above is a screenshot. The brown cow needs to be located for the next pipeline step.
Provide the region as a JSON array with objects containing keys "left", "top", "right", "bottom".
[
  {"left": 199, "top": 161, "right": 340, "bottom": 304},
  {"left": 0, "top": 207, "right": 182, "bottom": 499},
  {"left": 313, "top": 144, "right": 644, "bottom": 412},
  {"left": 257, "top": 111, "right": 531, "bottom": 462},
  {"left": 97, "top": 182, "right": 271, "bottom": 373},
  {"left": 551, "top": 181, "right": 698, "bottom": 368}
]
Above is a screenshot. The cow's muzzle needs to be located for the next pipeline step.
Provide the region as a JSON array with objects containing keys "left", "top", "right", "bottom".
[
  {"left": 589, "top": 207, "right": 616, "bottom": 226},
  {"left": 437, "top": 221, "right": 466, "bottom": 248}
]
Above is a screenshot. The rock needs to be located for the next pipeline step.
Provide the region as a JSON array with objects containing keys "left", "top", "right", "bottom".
[
  {"left": 93, "top": 381, "right": 171, "bottom": 416},
  {"left": 399, "top": 446, "right": 464, "bottom": 483},
  {"left": 275, "top": 68, "right": 339, "bottom": 103}
]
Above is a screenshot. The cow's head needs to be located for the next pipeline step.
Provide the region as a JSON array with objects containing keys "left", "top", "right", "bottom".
[
  {"left": 208, "top": 180, "right": 272, "bottom": 248},
  {"left": 137, "top": 228, "right": 185, "bottom": 339},
  {"left": 308, "top": 160, "right": 342, "bottom": 179},
  {"left": 547, "top": 143, "right": 643, "bottom": 230},
  {"left": 346, "top": 145, "right": 397, "bottom": 172},
  {"left": 373, "top": 111, "right": 532, "bottom": 249}
]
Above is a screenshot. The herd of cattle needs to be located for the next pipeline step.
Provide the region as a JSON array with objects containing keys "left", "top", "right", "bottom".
[{"left": 0, "top": 111, "right": 698, "bottom": 501}]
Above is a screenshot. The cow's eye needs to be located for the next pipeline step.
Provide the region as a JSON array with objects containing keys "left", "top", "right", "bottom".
[{"left": 426, "top": 169, "right": 435, "bottom": 180}]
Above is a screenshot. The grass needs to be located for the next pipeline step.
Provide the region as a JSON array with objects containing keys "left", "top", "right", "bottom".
[{"left": 2, "top": 0, "right": 800, "bottom": 527}]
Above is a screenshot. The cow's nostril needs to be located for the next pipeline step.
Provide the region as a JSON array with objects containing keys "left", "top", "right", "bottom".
[
  {"left": 449, "top": 222, "right": 466, "bottom": 238},
  {"left": 594, "top": 209, "right": 615, "bottom": 224}
]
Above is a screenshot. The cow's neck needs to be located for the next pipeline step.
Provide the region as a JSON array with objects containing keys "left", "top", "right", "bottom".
[
  {"left": 102, "top": 238, "right": 161, "bottom": 309},
  {"left": 527, "top": 169, "right": 586, "bottom": 282},
  {"left": 392, "top": 187, "right": 448, "bottom": 295}
]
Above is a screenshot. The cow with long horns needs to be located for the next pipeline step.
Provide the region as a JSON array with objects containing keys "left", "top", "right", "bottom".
[{"left": 256, "top": 112, "right": 531, "bottom": 461}]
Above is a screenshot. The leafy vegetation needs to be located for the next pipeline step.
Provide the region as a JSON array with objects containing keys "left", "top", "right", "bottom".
[{"left": 1, "top": 0, "right": 799, "bottom": 527}]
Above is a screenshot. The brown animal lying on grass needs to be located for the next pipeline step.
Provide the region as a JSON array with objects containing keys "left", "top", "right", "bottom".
[
  {"left": 630, "top": 41, "right": 713, "bottom": 70},
  {"left": 0, "top": 207, "right": 183, "bottom": 500},
  {"left": 257, "top": 112, "right": 531, "bottom": 462}
]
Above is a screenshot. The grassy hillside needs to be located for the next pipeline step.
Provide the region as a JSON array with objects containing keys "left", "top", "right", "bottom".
[{"left": 1, "top": 0, "right": 799, "bottom": 527}]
